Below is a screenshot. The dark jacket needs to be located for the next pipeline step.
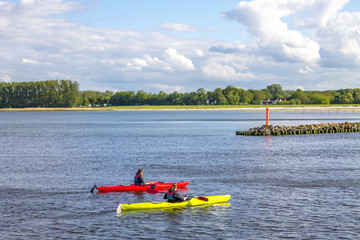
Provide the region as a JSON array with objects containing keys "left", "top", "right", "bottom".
[
  {"left": 134, "top": 174, "right": 145, "bottom": 185},
  {"left": 164, "top": 191, "right": 185, "bottom": 202}
]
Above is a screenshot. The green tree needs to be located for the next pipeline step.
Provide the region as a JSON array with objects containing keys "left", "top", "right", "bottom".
[
  {"left": 0, "top": 80, "right": 79, "bottom": 108},
  {"left": 223, "top": 85, "right": 240, "bottom": 105},
  {"left": 82, "top": 97, "right": 90, "bottom": 106},
  {"left": 353, "top": 90, "right": 360, "bottom": 104},
  {"left": 291, "top": 89, "right": 308, "bottom": 104},
  {"left": 251, "top": 90, "right": 265, "bottom": 104},
  {"left": 310, "top": 94, "right": 331, "bottom": 104},
  {"left": 135, "top": 90, "right": 148, "bottom": 105},
  {"left": 339, "top": 92, "right": 354, "bottom": 104},
  {"left": 289, "top": 99, "right": 301, "bottom": 105},
  {"left": 155, "top": 91, "right": 169, "bottom": 105},
  {"left": 322, "top": 90, "right": 337, "bottom": 102},
  {"left": 195, "top": 88, "right": 208, "bottom": 105},
  {"left": 267, "top": 84, "right": 284, "bottom": 99},
  {"left": 239, "top": 90, "right": 254, "bottom": 104},
  {"left": 110, "top": 91, "right": 136, "bottom": 105},
  {"left": 252, "top": 89, "right": 272, "bottom": 104},
  {"left": 80, "top": 90, "right": 113, "bottom": 106},
  {"left": 184, "top": 91, "right": 198, "bottom": 105},
  {"left": 58, "top": 80, "right": 79, "bottom": 107},
  {"left": 169, "top": 92, "right": 184, "bottom": 105},
  {"left": 213, "top": 88, "right": 228, "bottom": 105}
]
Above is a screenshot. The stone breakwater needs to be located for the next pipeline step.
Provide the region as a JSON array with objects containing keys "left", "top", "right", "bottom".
[{"left": 236, "top": 122, "right": 360, "bottom": 136}]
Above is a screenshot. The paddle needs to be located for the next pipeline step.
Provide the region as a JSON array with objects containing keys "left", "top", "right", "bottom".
[
  {"left": 195, "top": 197, "right": 208, "bottom": 202},
  {"left": 90, "top": 185, "right": 97, "bottom": 193},
  {"left": 146, "top": 187, "right": 165, "bottom": 194},
  {"left": 146, "top": 188, "right": 208, "bottom": 201},
  {"left": 145, "top": 181, "right": 165, "bottom": 185}
]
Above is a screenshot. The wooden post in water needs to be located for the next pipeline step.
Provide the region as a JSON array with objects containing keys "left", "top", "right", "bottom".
[{"left": 265, "top": 108, "right": 269, "bottom": 126}]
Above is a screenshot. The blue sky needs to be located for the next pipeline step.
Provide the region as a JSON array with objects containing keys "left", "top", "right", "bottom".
[
  {"left": 1, "top": 0, "right": 360, "bottom": 92},
  {"left": 64, "top": 0, "right": 245, "bottom": 41}
]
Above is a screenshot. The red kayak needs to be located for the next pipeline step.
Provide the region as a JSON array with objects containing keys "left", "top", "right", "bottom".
[{"left": 92, "top": 181, "right": 189, "bottom": 192}]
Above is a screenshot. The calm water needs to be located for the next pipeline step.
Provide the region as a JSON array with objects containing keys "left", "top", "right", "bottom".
[{"left": 1, "top": 110, "right": 360, "bottom": 239}]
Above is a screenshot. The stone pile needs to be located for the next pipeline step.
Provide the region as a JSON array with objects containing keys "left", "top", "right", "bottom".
[{"left": 236, "top": 122, "right": 360, "bottom": 136}]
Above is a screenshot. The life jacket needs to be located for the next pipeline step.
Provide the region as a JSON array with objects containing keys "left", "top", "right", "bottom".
[
  {"left": 134, "top": 174, "right": 142, "bottom": 184},
  {"left": 166, "top": 190, "right": 176, "bottom": 201}
]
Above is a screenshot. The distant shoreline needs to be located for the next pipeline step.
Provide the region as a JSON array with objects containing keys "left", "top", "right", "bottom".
[{"left": 1, "top": 105, "right": 360, "bottom": 112}]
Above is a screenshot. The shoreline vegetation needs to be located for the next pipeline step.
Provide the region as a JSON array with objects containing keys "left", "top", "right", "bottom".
[
  {"left": 1, "top": 105, "right": 360, "bottom": 112},
  {"left": 2, "top": 81, "right": 360, "bottom": 109}
]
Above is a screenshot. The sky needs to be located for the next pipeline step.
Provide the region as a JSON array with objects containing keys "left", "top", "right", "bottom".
[{"left": 1, "top": 0, "right": 360, "bottom": 93}]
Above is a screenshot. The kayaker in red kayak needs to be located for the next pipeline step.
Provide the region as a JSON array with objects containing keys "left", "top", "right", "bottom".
[
  {"left": 134, "top": 169, "right": 146, "bottom": 185},
  {"left": 164, "top": 183, "right": 189, "bottom": 202}
]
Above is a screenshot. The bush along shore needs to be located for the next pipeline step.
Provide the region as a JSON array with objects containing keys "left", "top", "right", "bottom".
[{"left": 236, "top": 122, "right": 360, "bottom": 136}]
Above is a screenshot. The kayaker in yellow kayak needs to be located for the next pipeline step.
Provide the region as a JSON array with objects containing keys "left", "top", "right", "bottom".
[
  {"left": 164, "top": 183, "right": 189, "bottom": 202},
  {"left": 134, "top": 169, "right": 145, "bottom": 185}
]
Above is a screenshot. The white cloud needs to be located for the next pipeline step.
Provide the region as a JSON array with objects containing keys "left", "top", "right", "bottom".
[
  {"left": 195, "top": 49, "right": 204, "bottom": 57},
  {"left": 315, "top": 11, "right": 360, "bottom": 68},
  {"left": 124, "top": 54, "right": 169, "bottom": 72},
  {"left": 224, "top": 0, "right": 360, "bottom": 72},
  {"left": 124, "top": 48, "right": 195, "bottom": 72},
  {"left": 22, "top": 58, "right": 38, "bottom": 64},
  {"left": 162, "top": 23, "right": 201, "bottom": 32},
  {"left": 48, "top": 71, "right": 79, "bottom": 81},
  {"left": 292, "top": 0, "right": 349, "bottom": 28},
  {"left": 164, "top": 47, "right": 195, "bottom": 71},
  {"left": 0, "top": 73, "right": 11, "bottom": 83},
  {"left": 202, "top": 60, "right": 254, "bottom": 80},
  {"left": 133, "top": 58, "right": 148, "bottom": 67},
  {"left": 299, "top": 66, "right": 314, "bottom": 74},
  {"left": 143, "top": 54, "right": 171, "bottom": 71},
  {"left": 150, "top": 84, "right": 185, "bottom": 93},
  {"left": 14, "top": 0, "right": 81, "bottom": 17},
  {"left": 0, "top": 0, "right": 359, "bottom": 92},
  {"left": 225, "top": 0, "right": 321, "bottom": 63}
]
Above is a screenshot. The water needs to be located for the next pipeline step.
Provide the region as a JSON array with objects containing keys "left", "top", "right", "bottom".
[{"left": 1, "top": 110, "right": 360, "bottom": 239}]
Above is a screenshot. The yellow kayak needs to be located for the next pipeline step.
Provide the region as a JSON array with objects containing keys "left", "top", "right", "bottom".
[{"left": 117, "top": 195, "right": 231, "bottom": 212}]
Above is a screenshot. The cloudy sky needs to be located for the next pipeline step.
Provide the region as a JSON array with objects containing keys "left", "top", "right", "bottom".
[{"left": 1, "top": 0, "right": 360, "bottom": 92}]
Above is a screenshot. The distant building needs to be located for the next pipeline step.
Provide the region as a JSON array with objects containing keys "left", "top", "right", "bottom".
[
  {"left": 261, "top": 98, "right": 287, "bottom": 104},
  {"left": 206, "top": 99, "right": 216, "bottom": 105},
  {"left": 261, "top": 98, "right": 277, "bottom": 104}
]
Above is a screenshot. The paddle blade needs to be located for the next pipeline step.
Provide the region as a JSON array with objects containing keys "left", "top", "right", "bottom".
[
  {"left": 90, "top": 185, "right": 97, "bottom": 193},
  {"left": 116, "top": 204, "right": 122, "bottom": 214},
  {"left": 196, "top": 197, "right": 208, "bottom": 202},
  {"left": 146, "top": 188, "right": 159, "bottom": 194}
]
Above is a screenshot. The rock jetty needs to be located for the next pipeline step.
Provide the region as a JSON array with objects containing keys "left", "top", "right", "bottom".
[{"left": 236, "top": 122, "right": 360, "bottom": 136}]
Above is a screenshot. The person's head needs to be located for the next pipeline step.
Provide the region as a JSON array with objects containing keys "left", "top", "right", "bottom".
[
  {"left": 169, "top": 183, "right": 177, "bottom": 192},
  {"left": 137, "top": 169, "right": 143, "bottom": 175}
]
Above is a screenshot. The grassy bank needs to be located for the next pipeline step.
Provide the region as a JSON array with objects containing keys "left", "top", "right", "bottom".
[{"left": 1, "top": 104, "right": 360, "bottom": 111}]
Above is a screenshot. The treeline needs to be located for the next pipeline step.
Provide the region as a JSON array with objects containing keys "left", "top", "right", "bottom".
[
  {"left": 79, "top": 90, "right": 113, "bottom": 107},
  {"left": 1, "top": 81, "right": 360, "bottom": 108},
  {"left": 0, "top": 80, "right": 79, "bottom": 108},
  {"left": 109, "top": 84, "right": 360, "bottom": 106}
]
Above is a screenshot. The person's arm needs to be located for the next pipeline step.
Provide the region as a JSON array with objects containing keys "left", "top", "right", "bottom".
[
  {"left": 173, "top": 191, "right": 186, "bottom": 201},
  {"left": 140, "top": 175, "right": 145, "bottom": 185},
  {"left": 164, "top": 193, "right": 167, "bottom": 199}
]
